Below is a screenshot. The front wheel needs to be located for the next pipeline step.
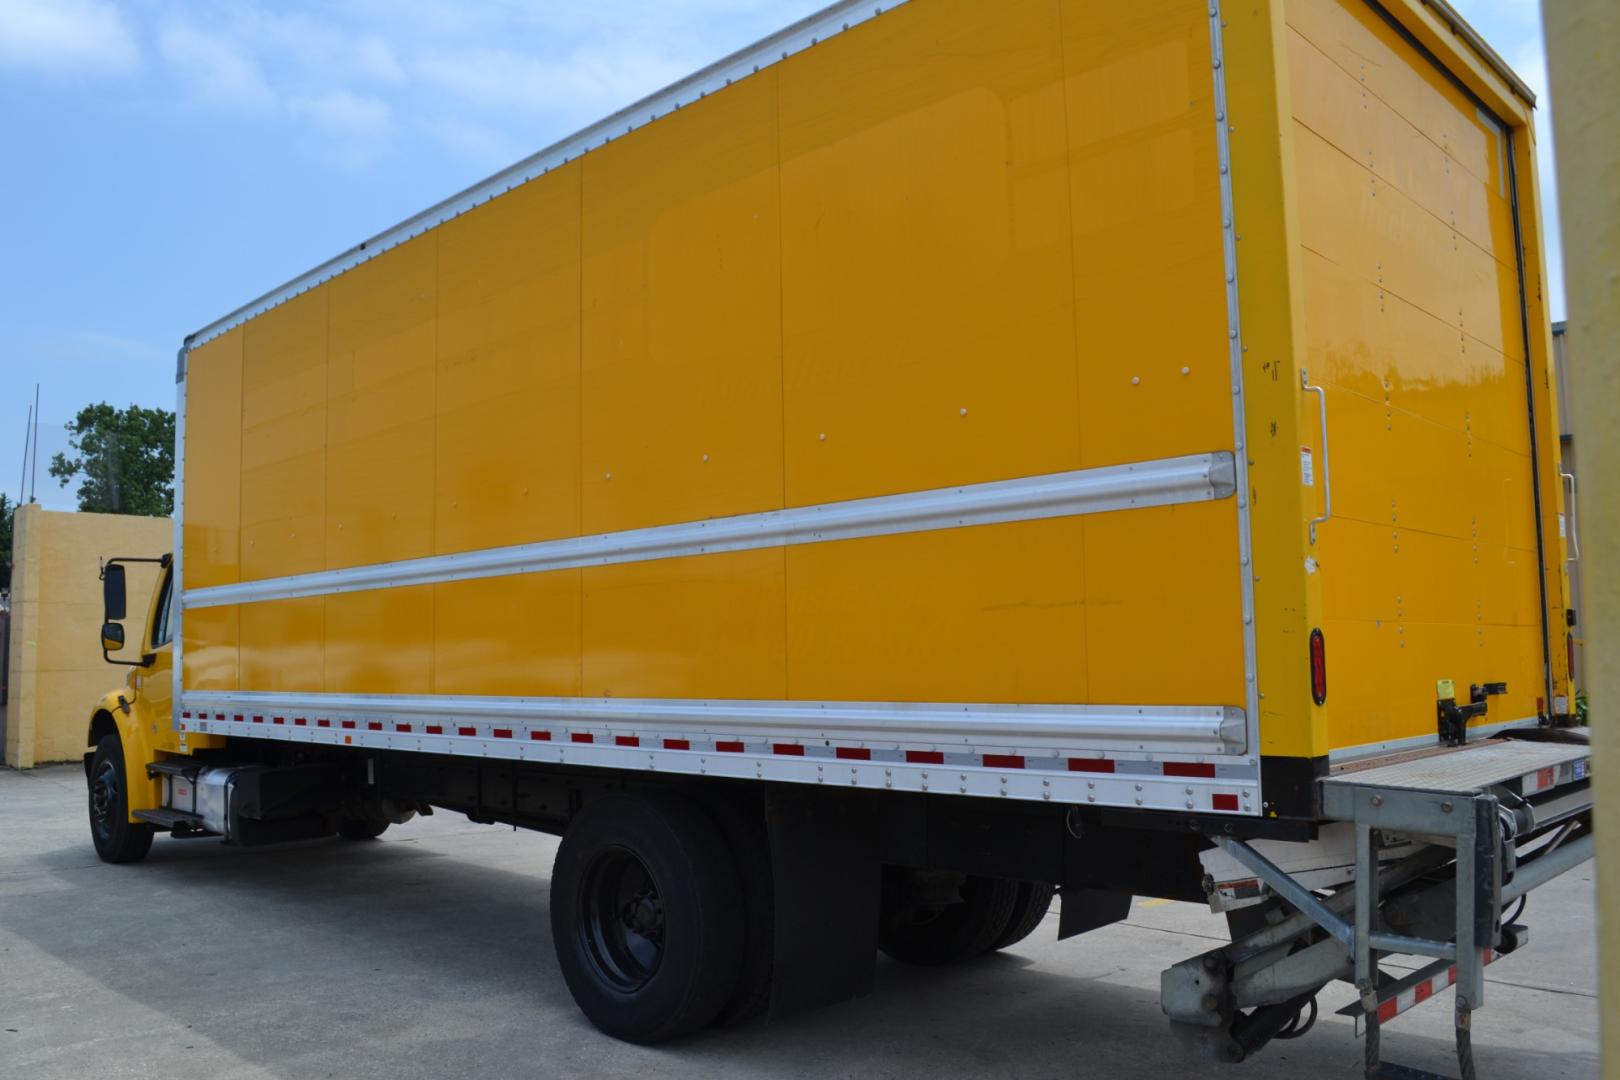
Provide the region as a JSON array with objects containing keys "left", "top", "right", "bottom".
[
  {"left": 550, "top": 793, "right": 744, "bottom": 1043},
  {"left": 88, "top": 734, "right": 154, "bottom": 864}
]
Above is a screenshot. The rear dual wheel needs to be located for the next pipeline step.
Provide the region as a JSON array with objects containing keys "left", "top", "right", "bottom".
[
  {"left": 878, "top": 868, "right": 1054, "bottom": 965},
  {"left": 551, "top": 794, "right": 744, "bottom": 1044}
]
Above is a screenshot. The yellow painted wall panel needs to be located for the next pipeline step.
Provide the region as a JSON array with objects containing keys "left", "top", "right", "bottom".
[
  {"left": 325, "top": 586, "right": 433, "bottom": 695},
  {"left": 181, "top": 605, "right": 238, "bottom": 692},
  {"left": 583, "top": 550, "right": 784, "bottom": 700},
  {"left": 436, "top": 164, "right": 582, "bottom": 555},
  {"left": 581, "top": 73, "right": 783, "bottom": 533},
  {"left": 183, "top": 329, "right": 243, "bottom": 589},
  {"left": 327, "top": 235, "right": 437, "bottom": 569},
  {"left": 785, "top": 520, "right": 1088, "bottom": 706},
  {"left": 434, "top": 573, "right": 581, "bottom": 698},
  {"left": 1063, "top": 0, "right": 1234, "bottom": 469},
  {"left": 241, "top": 289, "right": 327, "bottom": 580},
  {"left": 778, "top": 0, "right": 1082, "bottom": 506},
  {"left": 239, "top": 598, "right": 323, "bottom": 693},
  {"left": 1083, "top": 501, "right": 1245, "bottom": 706}
]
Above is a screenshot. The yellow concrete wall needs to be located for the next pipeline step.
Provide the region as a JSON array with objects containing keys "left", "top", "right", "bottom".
[{"left": 2, "top": 506, "right": 170, "bottom": 768}]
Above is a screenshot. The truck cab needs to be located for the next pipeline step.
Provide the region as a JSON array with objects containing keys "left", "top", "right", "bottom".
[{"left": 84, "top": 554, "right": 184, "bottom": 863}]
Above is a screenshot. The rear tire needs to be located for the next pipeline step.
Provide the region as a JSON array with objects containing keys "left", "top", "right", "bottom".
[
  {"left": 87, "top": 734, "right": 154, "bottom": 864},
  {"left": 336, "top": 817, "right": 389, "bottom": 841},
  {"left": 988, "top": 881, "right": 1056, "bottom": 951},
  {"left": 551, "top": 793, "right": 744, "bottom": 1044},
  {"left": 878, "top": 869, "right": 1019, "bottom": 965}
]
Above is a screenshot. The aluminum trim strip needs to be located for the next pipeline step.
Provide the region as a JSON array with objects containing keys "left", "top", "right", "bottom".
[
  {"left": 180, "top": 691, "right": 1248, "bottom": 754},
  {"left": 184, "top": 0, "right": 913, "bottom": 350},
  {"left": 1208, "top": 6, "right": 1262, "bottom": 764},
  {"left": 1325, "top": 717, "right": 1542, "bottom": 763},
  {"left": 185, "top": 451, "right": 1235, "bottom": 609},
  {"left": 178, "top": 711, "right": 1262, "bottom": 812}
]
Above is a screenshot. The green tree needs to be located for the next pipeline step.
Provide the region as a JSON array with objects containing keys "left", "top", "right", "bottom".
[
  {"left": 1, "top": 492, "right": 14, "bottom": 592},
  {"left": 48, "top": 403, "right": 175, "bottom": 516}
]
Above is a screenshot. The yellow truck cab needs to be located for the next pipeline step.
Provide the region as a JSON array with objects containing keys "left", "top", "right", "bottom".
[{"left": 84, "top": 0, "right": 1593, "bottom": 1072}]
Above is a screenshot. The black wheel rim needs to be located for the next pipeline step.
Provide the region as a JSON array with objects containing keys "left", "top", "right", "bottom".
[
  {"left": 90, "top": 760, "right": 119, "bottom": 840},
  {"left": 578, "top": 847, "right": 664, "bottom": 992}
]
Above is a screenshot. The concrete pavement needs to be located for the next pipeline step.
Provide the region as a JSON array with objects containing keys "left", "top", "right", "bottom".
[{"left": 0, "top": 764, "right": 1599, "bottom": 1078}]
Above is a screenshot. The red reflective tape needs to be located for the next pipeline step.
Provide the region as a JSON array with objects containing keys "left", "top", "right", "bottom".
[
  {"left": 317, "top": 719, "right": 331, "bottom": 728},
  {"left": 773, "top": 743, "right": 805, "bottom": 756},
  {"left": 341, "top": 720, "right": 356, "bottom": 730},
  {"left": 530, "top": 730, "right": 551, "bottom": 741},
  {"left": 1212, "top": 793, "right": 1240, "bottom": 812},
  {"left": 252, "top": 715, "right": 264, "bottom": 723},
  {"left": 663, "top": 738, "right": 691, "bottom": 750},
  {"left": 396, "top": 724, "right": 412, "bottom": 733},
  {"left": 1535, "top": 767, "right": 1556, "bottom": 790},
  {"left": 906, "top": 750, "right": 944, "bottom": 765},
  {"left": 458, "top": 726, "right": 477, "bottom": 737},
  {"left": 493, "top": 728, "right": 513, "bottom": 739},
  {"left": 272, "top": 716, "right": 285, "bottom": 725},
  {"left": 294, "top": 717, "right": 307, "bottom": 726},
  {"left": 615, "top": 735, "right": 640, "bottom": 747},
  {"left": 1378, "top": 999, "right": 1398, "bottom": 1024},
  {"left": 571, "top": 732, "right": 594, "bottom": 744},
  {"left": 983, "top": 754, "right": 1024, "bottom": 769},
  {"left": 1164, "top": 762, "right": 1217, "bottom": 779},
  {"left": 425, "top": 725, "right": 443, "bottom": 735},
  {"left": 1413, "top": 981, "right": 1433, "bottom": 1005},
  {"left": 215, "top": 713, "right": 226, "bottom": 721},
  {"left": 716, "top": 741, "right": 745, "bottom": 753},
  {"left": 835, "top": 747, "right": 871, "bottom": 761},
  {"left": 182, "top": 712, "right": 192, "bottom": 719},
  {"left": 1068, "top": 757, "right": 1116, "bottom": 773},
  {"left": 367, "top": 722, "right": 383, "bottom": 731}
]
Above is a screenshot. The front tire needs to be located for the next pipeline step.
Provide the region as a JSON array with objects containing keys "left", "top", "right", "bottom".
[
  {"left": 551, "top": 793, "right": 744, "bottom": 1044},
  {"left": 88, "top": 734, "right": 154, "bottom": 864}
]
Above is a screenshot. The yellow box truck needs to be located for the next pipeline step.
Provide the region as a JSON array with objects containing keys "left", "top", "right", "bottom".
[{"left": 84, "top": 0, "right": 1592, "bottom": 1070}]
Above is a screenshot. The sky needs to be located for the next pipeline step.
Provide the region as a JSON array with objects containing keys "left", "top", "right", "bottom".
[{"left": 0, "top": 0, "right": 1563, "bottom": 512}]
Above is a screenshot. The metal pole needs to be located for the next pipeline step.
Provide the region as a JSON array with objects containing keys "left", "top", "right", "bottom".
[
  {"left": 18, "top": 404, "right": 31, "bottom": 504},
  {"left": 1541, "top": 3, "right": 1619, "bottom": 1074},
  {"left": 28, "top": 384, "right": 39, "bottom": 504}
]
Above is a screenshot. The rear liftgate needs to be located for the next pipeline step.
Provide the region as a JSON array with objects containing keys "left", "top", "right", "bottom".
[{"left": 1161, "top": 737, "right": 1593, "bottom": 1078}]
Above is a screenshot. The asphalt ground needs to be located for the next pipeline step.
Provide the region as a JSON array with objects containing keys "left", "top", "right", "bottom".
[{"left": 0, "top": 763, "right": 1599, "bottom": 1078}]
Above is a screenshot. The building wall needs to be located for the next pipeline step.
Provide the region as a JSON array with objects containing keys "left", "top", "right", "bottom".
[{"left": 2, "top": 506, "right": 170, "bottom": 768}]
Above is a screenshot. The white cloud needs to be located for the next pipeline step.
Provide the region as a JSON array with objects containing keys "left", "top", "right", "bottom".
[
  {"left": 0, "top": 0, "right": 140, "bottom": 78},
  {"left": 158, "top": 20, "right": 273, "bottom": 108},
  {"left": 293, "top": 89, "right": 394, "bottom": 168}
]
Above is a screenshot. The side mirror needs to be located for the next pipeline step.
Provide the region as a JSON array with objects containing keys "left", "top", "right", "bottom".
[
  {"left": 101, "top": 621, "right": 125, "bottom": 652},
  {"left": 102, "top": 562, "right": 127, "bottom": 621}
]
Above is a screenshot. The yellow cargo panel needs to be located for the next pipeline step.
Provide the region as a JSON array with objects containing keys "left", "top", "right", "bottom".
[
  {"left": 434, "top": 164, "right": 582, "bottom": 556},
  {"left": 240, "top": 289, "right": 328, "bottom": 581},
  {"left": 327, "top": 234, "right": 437, "bottom": 570},
  {"left": 777, "top": 0, "right": 1082, "bottom": 506}
]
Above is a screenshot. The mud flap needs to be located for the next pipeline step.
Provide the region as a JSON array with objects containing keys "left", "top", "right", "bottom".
[
  {"left": 1057, "top": 887, "right": 1131, "bottom": 940},
  {"left": 765, "top": 786, "right": 881, "bottom": 1019}
]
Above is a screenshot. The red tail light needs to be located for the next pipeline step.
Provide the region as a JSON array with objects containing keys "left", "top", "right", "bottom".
[{"left": 1309, "top": 628, "right": 1327, "bottom": 706}]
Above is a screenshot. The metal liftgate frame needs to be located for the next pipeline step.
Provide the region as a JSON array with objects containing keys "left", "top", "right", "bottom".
[{"left": 1181, "top": 738, "right": 1593, "bottom": 1079}]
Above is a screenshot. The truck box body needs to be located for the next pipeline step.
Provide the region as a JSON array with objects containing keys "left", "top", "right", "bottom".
[{"left": 169, "top": 0, "right": 1570, "bottom": 821}]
